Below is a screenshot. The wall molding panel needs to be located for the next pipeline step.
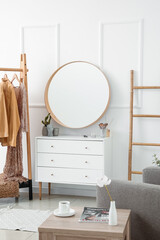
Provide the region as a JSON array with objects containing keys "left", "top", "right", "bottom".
[
  {"left": 21, "top": 24, "right": 60, "bottom": 108},
  {"left": 99, "top": 19, "right": 143, "bottom": 108}
]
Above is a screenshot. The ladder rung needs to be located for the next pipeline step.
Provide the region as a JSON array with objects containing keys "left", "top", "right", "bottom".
[
  {"left": 133, "top": 86, "right": 160, "bottom": 89},
  {"left": 133, "top": 142, "right": 160, "bottom": 146},
  {"left": 133, "top": 114, "right": 160, "bottom": 118},
  {"left": 0, "top": 67, "right": 29, "bottom": 72},
  {"left": 131, "top": 171, "right": 142, "bottom": 175}
]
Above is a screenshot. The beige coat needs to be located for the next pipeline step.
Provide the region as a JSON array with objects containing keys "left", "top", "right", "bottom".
[
  {"left": 0, "top": 83, "right": 8, "bottom": 138},
  {"left": 0, "top": 79, "right": 20, "bottom": 147}
]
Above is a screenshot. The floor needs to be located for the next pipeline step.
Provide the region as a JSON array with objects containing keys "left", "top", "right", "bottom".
[{"left": 0, "top": 192, "right": 96, "bottom": 240}]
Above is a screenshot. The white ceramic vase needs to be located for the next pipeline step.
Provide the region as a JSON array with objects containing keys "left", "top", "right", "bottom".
[
  {"left": 100, "top": 128, "right": 106, "bottom": 138},
  {"left": 109, "top": 201, "right": 117, "bottom": 225}
]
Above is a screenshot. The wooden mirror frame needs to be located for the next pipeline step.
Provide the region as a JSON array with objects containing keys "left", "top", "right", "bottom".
[{"left": 45, "top": 61, "right": 110, "bottom": 129}]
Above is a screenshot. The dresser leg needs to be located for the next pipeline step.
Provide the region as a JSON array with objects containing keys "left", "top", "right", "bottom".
[
  {"left": 48, "top": 183, "right": 51, "bottom": 195},
  {"left": 39, "top": 182, "right": 42, "bottom": 200}
]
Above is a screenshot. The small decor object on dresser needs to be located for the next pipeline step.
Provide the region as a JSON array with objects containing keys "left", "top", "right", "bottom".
[
  {"left": 53, "top": 128, "right": 59, "bottom": 136},
  {"left": 99, "top": 123, "right": 108, "bottom": 138},
  {"left": 41, "top": 113, "right": 51, "bottom": 136},
  {"left": 97, "top": 175, "right": 117, "bottom": 226}
]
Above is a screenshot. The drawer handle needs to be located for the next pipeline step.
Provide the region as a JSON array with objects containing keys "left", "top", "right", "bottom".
[
  {"left": 85, "top": 147, "right": 88, "bottom": 149},
  {"left": 85, "top": 175, "right": 88, "bottom": 178},
  {"left": 51, "top": 145, "right": 54, "bottom": 148},
  {"left": 85, "top": 161, "right": 88, "bottom": 163},
  {"left": 51, "top": 159, "right": 54, "bottom": 162},
  {"left": 51, "top": 173, "right": 54, "bottom": 176}
]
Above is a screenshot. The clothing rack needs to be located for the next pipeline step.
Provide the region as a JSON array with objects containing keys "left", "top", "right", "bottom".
[
  {"left": 128, "top": 70, "right": 160, "bottom": 180},
  {"left": 0, "top": 54, "right": 32, "bottom": 200}
]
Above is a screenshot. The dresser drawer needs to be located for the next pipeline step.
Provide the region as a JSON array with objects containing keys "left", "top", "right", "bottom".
[
  {"left": 37, "top": 167, "right": 103, "bottom": 184},
  {"left": 37, "top": 153, "right": 103, "bottom": 170},
  {"left": 37, "top": 139, "right": 103, "bottom": 155}
]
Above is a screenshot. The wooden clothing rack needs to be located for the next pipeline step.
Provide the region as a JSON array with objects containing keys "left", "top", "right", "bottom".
[
  {"left": 128, "top": 70, "right": 160, "bottom": 180},
  {"left": 0, "top": 54, "right": 32, "bottom": 200}
]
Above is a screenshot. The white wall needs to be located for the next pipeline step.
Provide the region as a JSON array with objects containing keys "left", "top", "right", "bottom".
[{"left": 0, "top": 0, "right": 160, "bottom": 195}]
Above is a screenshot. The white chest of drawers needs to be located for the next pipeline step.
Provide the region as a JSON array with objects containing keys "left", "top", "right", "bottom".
[{"left": 35, "top": 135, "right": 111, "bottom": 199}]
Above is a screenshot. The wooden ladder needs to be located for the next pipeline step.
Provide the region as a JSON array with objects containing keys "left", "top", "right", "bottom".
[{"left": 128, "top": 70, "right": 160, "bottom": 180}]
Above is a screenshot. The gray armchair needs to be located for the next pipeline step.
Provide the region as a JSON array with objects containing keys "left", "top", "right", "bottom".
[
  {"left": 143, "top": 166, "right": 160, "bottom": 185},
  {"left": 96, "top": 180, "right": 160, "bottom": 240}
]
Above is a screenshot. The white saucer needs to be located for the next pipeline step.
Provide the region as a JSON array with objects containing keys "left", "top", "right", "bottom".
[{"left": 54, "top": 208, "right": 75, "bottom": 217}]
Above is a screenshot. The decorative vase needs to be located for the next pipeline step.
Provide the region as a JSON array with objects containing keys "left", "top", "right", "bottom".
[
  {"left": 100, "top": 128, "right": 106, "bottom": 138},
  {"left": 42, "top": 126, "right": 48, "bottom": 136},
  {"left": 47, "top": 124, "right": 53, "bottom": 136},
  {"left": 109, "top": 201, "right": 117, "bottom": 225}
]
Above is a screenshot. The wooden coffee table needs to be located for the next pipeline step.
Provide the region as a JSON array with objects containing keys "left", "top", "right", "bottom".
[{"left": 39, "top": 208, "right": 131, "bottom": 240}]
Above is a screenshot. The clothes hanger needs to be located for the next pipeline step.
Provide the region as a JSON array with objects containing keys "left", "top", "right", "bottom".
[
  {"left": 2, "top": 73, "right": 9, "bottom": 82},
  {"left": 4, "top": 74, "right": 8, "bottom": 79},
  {"left": 11, "top": 73, "right": 21, "bottom": 85}
]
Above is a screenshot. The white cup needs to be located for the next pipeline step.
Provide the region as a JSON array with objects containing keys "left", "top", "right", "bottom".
[{"left": 59, "top": 201, "right": 70, "bottom": 214}]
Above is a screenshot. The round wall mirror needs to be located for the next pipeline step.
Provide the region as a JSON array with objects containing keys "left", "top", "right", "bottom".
[{"left": 45, "top": 61, "right": 110, "bottom": 128}]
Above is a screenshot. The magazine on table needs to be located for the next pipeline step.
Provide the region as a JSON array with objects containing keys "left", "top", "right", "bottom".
[{"left": 79, "top": 207, "right": 109, "bottom": 223}]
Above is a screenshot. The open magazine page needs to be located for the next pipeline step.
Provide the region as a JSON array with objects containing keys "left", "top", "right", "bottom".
[{"left": 79, "top": 207, "right": 109, "bottom": 222}]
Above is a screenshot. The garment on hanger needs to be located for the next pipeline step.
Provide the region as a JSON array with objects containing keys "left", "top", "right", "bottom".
[
  {"left": 0, "top": 77, "right": 20, "bottom": 147},
  {"left": 3, "top": 82, "right": 28, "bottom": 182},
  {"left": 0, "top": 83, "right": 8, "bottom": 138}
]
